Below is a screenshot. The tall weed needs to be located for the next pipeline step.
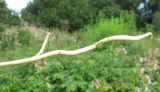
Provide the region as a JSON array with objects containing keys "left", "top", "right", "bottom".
[{"left": 82, "top": 11, "right": 137, "bottom": 43}]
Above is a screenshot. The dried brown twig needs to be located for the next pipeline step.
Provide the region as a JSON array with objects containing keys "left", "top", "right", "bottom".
[{"left": 0, "top": 32, "right": 152, "bottom": 67}]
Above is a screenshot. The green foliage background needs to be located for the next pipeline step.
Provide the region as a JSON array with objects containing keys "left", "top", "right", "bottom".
[
  {"left": 0, "top": 0, "right": 160, "bottom": 91},
  {"left": 21, "top": 0, "right": 160, "bottom": 31},
  {"left": 1, "top": 12, "right": 160, "bottom": 91}
]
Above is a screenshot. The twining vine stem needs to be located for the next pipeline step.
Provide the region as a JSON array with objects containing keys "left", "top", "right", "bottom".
[
  {"left": 0, "top": 32, "right": 152, "bottom": 67},
  {"left": 35, "top": 32, "right": 50, "bottom": 67}
]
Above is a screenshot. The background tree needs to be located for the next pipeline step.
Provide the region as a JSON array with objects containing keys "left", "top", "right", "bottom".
[
  {"left": 0, "top": 0, "right": 20, "bottom": 27},
  {"left": 21, "top": 0, "right": 94, "bottom": 31},
  {"left": 21, "top": 0, "right": 129, "bottom": 31},
  {"left": 0, "top": 0, "right": 11, "bottom": 25},
  {"left": 21, "top": 0, "right": 160, "bottom": 32}
]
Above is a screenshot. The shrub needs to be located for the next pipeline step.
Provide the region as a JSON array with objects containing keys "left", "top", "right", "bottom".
[
  {"left": 0, "top": 27, "right": 17, "bottom": 50},
  {"left": 0, "top": 28, "right": 35, "bottom": 50},
  {"left": 17, "top": 29, "right": 33, "bottom": 46}
]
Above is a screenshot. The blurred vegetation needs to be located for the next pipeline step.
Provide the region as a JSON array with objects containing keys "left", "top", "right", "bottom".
[
  {"left": 21, "top": 0, "right": 160, "bottom": 31},
  {"left": 0, "top": 0, "right": 10, "bottom": 25},
  {"left": 153, "top": 12, "right": 160, "bottom": 32},
  {"left": 0, "top": 28, "right": 35, "bottom": 50},
  {"left": 1, "top": 12, "right": 160, "bottom": 91},
  {"left": 0, "top": 0, "right": 160, "bottom": 91},
  {"left": 0, "top": 0, "right": 20, "bottom": 27}
]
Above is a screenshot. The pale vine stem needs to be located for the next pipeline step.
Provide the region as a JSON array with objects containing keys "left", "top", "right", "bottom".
[
  {"left": 35, "top": 32, "right": 51, "bottom": 67},
  {"left": 36, "top": 32, "right": 51, "bottom": 56},
  {"left": 0, "top": 32, "right": 152, "bottom": 67}
]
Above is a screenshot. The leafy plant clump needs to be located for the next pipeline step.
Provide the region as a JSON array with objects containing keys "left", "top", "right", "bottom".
[{"left": 0, "top": 28, "right": 35, "bottom": 50}]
